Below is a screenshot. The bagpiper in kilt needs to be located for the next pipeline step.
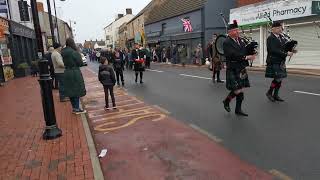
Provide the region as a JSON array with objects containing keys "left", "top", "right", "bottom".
[
  {"left": 222, "top": 20, "right": 256, "bottom": 117},
  {"left": 265, "top": 21, "right": 296, "bottom": 102},
  {"left": 131, "top": 43, "right": 146, "bottom": 84}
]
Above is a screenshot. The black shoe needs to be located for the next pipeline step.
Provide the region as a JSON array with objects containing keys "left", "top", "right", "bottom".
[
  {"left": 135, "top": 80, "right": 137, "bottom": 83},
  {"left": 122, "top": 82, "right": 125, "bottom": 86},
  {"left": 235, "top": 110, "right": 248, "bottom": 117},
  {"left": 217, "top": 80, "right": 224, "bottom": 83},
  {"left": 274, "top": 96, "right": 284, "bottom": 102},
  {"left": 140, "top": 81, "right": 144, "bottom": 84},
  {"left": 223, "top": 100, "right": 231, "bottom": 112},
  {"left": 266, "top": 93, "right": 275, "bottom": 102}
]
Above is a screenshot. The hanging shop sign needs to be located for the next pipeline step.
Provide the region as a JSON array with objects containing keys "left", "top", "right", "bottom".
[
  {"left": 230, "top": 0, "right": 318, "bottom": 26},
  {"left": 18, "top": 1, "right": 30, "bottom": 22}
]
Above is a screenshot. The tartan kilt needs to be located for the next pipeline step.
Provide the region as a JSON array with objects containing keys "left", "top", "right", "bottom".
[
  {"left": 265, "top": 63, "right": 287, "bottom": 79},
  {"left": 226, "top": 68, "right": 250, "bottom": 91}
]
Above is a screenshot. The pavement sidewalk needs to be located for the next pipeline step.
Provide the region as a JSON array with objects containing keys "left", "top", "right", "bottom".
[
  {"left": 0, "top": 77, "right": 97, "bottom": 180},
  {"left": 81, "top": 67, "right": 274, "bottom": 180}
]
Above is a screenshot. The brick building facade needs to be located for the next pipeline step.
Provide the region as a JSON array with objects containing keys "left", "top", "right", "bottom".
[{"left": 237, "top": 0, "right": 265, "bottom": 7}]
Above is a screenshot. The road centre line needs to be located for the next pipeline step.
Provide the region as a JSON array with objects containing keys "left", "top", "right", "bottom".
[
  {"left": 294, "top": 91, "right": 320, "bottom": 97},
  {"left": 146, "top": 69, "right": 164, "bottom": 73},
  {"left": 180, "top": 74, "right": 212, "bottom": 80}
]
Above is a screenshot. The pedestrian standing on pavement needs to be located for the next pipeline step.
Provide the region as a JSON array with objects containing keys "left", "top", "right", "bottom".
[
  {"left": 98, "top": 57, "right": 117, "bottom": 110},
  {"left": 61, "top": 38, "right": 87, "bottom": 114},
  {"left": 194, "top": 44, "right": 203, "bottom": 65},
  {"left": 145, "top": 46, "right": 152, "bottom": 68},
  {"left": 265, "top": 21, "right": 297, "bottom": 102},
  {"left": 96, "top": 50, "right": 101, "bottom": 62},
  {"left": 222, "top": 20, "right": 256, "bottom": 117},
  {"left": 162, "top": 47, "right": 167, "bottom": 63},
  {"left": 172, "top": 44, "right": 178, "bottom": 64},
  {"left": 127, "top": 48, "right": 133, "bottom": 70},
  {"left": 113, "top": 48, "right": 125, "bottom": 86},
  {"left": 131, "top": 43, "right": 145, "bottom": 83},
  {"left": 179, "top": 45, "right": 187, "bottom": 67},
  {"left": 51, "top": 43, "right": 67, "bottom": 102},
  {"left": 166, "top": 46, "right": 171, "bottom": 64},
  {"left": 155, "top": 45, "right": 162, "bottom": 63},
  {"left": 45, "top": 47, "right": 57, "bottom": 89}
]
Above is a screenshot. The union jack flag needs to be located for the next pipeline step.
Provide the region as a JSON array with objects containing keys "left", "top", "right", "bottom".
[{"left": 181, "top": 18, "right": 193, "bottom": 32}]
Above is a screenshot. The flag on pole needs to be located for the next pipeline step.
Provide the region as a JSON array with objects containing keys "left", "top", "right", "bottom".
[{"left": 181, "top": 18, "right": 193, "bottom": 32}]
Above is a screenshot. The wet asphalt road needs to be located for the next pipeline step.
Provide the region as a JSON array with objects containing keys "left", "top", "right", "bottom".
[{"left": 87, "top": 61, "right": 320, "bottom": 179}]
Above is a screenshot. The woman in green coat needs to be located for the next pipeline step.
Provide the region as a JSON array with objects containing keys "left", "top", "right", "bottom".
[{"left": 61, "top": 38, "right": 87, "bottom": 114}]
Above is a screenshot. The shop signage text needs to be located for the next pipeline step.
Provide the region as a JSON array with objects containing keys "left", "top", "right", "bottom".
[
  {"left": 9, "top": 21, "right": 35, "bottom": 38},
  {"left": 230, "top": 0, "right": 317, "bottom": 26}
]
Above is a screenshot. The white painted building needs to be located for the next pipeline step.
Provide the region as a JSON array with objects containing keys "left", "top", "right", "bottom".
[
  {"left": 7, "top": 0, "right": 34, "bottom": 29},
  {"left": 230, "top": 0, "right": 320, "bottom": 69},
  {"left": 104, "top": 9, "right": 134, "bottom": 48}
]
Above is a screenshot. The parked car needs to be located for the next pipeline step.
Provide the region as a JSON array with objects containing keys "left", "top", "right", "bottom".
[{"left": 81, "top": 53, "right": 87, "bottom": 66}]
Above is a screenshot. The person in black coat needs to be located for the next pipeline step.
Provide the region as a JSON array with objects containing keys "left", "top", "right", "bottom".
[
  {"left": 98, "top": 57, "right": 117, "bottom": 110},
  {"left": 265, "top": 21, "right": 296, "bottom": 102},
  {"left": 222, "top": 20, "right": 256, "bottom": 116},
  {"left": 131, "top": 43, "right": 145, "bottom": 83},
  {"left": 45, "top": 47, "right": 57, "bottom": 89},
  {"left": 113, "top": 49, "right": 125, "bottom": 86}
]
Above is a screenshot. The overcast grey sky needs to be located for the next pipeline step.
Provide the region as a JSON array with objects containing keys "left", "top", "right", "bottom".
[{"left": 37, "top": 0, "right": 151, "bottom": 43}]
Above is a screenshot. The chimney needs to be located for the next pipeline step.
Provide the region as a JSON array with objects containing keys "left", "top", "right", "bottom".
[
  {"left": 126, "top": 8, "right": 132, "bottom": 15},
  {"left": 118, "top": 14, "right": 124, "bottom": 19}
]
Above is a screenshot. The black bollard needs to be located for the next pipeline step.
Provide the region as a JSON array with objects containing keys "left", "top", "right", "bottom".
[{"left": 38, "top": 59, "right": 62, "bottom": 140}]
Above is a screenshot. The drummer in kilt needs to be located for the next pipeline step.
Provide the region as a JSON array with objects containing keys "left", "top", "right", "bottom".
[
  {"left": 222, "top": 20, "right": 256, "bottom": 116},
  {"left": 131, "top": 43, "right": 146, "bottom": 84},
  {"left": 210, "top": 33, "right": 224, "bottom": 83},
  {"left": 265, "top": 21, "right": 296, "bottom": 102}
]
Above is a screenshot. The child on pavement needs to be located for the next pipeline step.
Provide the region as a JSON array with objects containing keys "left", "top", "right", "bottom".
[{"left": 98, "top": 57, "right": 117, "bottom": 110}]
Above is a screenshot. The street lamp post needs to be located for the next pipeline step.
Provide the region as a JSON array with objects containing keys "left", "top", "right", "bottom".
[
  {"left": 46, "top": 0, "right": 56, "bottom": 45},
  {"left": 30, "top": 0, "right": 62, "bottom": 140},
  {"left": 52, "top": 0, "right": 61, "bottom": 43}
]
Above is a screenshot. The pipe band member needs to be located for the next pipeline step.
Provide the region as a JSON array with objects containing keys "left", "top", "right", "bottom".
[
  {"left": 131, "top": 43, "right": 146, "bottom": 84},
  {"left": 265, "top": 21, "right": 296, "bottom": 102},
  {"left": 222, "top": 20, "right": 256, "bottom": 117}
]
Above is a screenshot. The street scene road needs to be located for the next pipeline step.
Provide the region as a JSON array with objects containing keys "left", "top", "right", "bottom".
[
  {"left": 88, "top": 61, "right": 320, "bottom": 179},
  {"left": 2, "top": 0, "right": 320, "bottom": 179}
]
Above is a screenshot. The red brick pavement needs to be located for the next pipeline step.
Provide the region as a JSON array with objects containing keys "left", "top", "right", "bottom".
[
  {"left": 82, "top": 68, "right": 274, "bottom": 180},
  {"left": 0, "top": 77, "right": 94, "bottom": 180}
]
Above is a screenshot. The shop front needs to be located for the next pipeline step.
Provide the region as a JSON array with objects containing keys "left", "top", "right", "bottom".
[
  {"left": 230, "top": 0, "right": 320, "bottom": 68},
  {"left": 9, "top": 20, "right": 37, "bottom": 76},
  {"left": 0, "top": 17, "right": 13, "bottom": 85}
]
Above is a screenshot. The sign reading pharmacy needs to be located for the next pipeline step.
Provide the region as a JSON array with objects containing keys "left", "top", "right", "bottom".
[{"left": 230, "top": 0, "right": 319, "bottom": 26}]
